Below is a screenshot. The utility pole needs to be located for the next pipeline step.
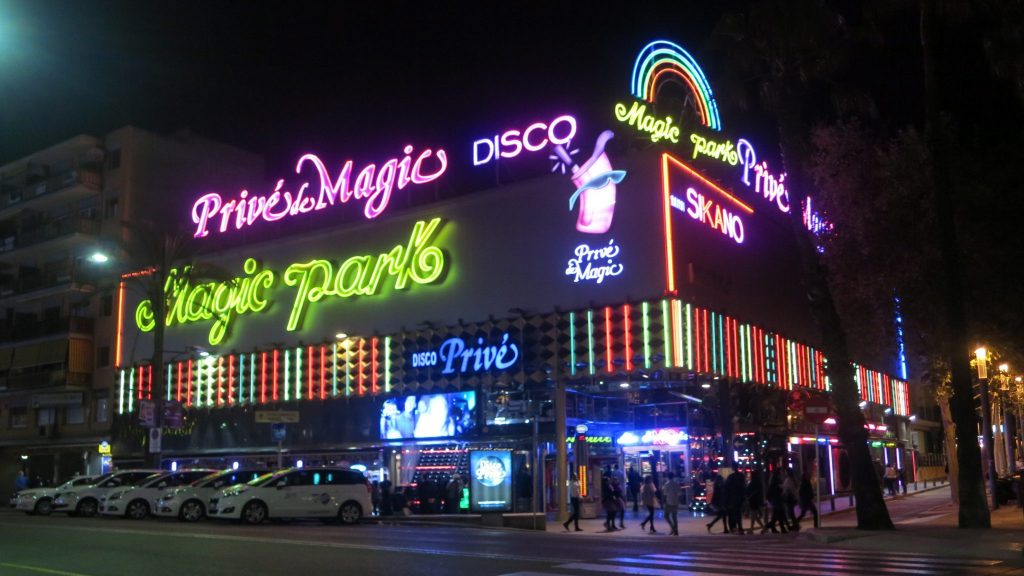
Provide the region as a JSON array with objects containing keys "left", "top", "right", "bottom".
[{"left": 554, "top": 378, "right": 567, "bottom": 522}]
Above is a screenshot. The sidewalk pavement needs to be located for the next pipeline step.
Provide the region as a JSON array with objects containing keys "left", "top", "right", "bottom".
[{"left": 546, "top": 479, "right": 952, "bottom": 538}]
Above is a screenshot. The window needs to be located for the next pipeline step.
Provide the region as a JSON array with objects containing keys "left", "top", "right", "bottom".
[
  {"left": 11, "top": 407, "right": 27, "bottom": 428},
  {"left": 106, "top": 148, "right": 121, "bottom": 170},
  {"left": 94, "top": 398, "right": 109, "bottom": 423},
  {"left": 37, "top": 408, "right": 56, "bottom": 426},
  {"left": 101, "top": 294, "right": 113, "bottom": 317},
  {"left": 97, "top": 346, "right": 111, "bottom": 368},
  {"left": 65, "top": 405, "right": 85, "bottom": 425},
  {"left": 104, "top": 197, "right": 118, "bottom": 219},
  {"left": 326, "top": 470, "right": 365, "bottom": 485}
]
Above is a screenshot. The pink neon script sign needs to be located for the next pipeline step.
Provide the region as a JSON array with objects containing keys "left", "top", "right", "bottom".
[{"left": 192, "top": 145, "right": 448, "bottom": 238}]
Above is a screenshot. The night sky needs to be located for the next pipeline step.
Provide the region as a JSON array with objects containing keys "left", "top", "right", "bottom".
[{"left": 0, "top": 1, "right": 732, "bottom": 172}]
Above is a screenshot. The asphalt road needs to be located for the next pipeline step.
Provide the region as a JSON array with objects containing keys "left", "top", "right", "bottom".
[{"left": 0, "top": 493, "right": 1020, "bottom": 576}]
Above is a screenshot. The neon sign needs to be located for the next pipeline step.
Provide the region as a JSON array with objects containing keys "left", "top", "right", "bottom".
[
  {"left": 565, "top": 239, "right": 624, "bottom": 284},
  {"left": 410, "top": 333, "right": 520, "bottom": 375},
  {"left": 472, "top": 115, "right": 576, "bottom": 166},
  {"left": 630, "top": 40, "right": 721, "bottom": 131},
  {"left": 553, "top": 131, "right": 627, "bottom": 235},
  {"left": 191, "top": 146, "right": 448, "bottom": 239},
  {"left": 735, "top": 139, "right": 790, "bottom": 213},
  {"left": 613, "top": 101, "right": 680, "bottom": 143},
  {"left": 616, "top": 428, "right": 689, "bottom": 446},
  {"left": 671, "top": 190, "right": 747, "bottom": 245},
  {"left": 137, "top": 218, "right": 447, "bottom": 344},
  {"left": 689, "top": 133, "right": 739, "bottom": 165}
]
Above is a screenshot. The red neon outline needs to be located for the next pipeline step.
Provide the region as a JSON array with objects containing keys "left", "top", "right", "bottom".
[
  {"left": 114, "top": 281, "right": 126, "bottom": 368},
  {"left": 604, "top": 307, "right": 613, "bottom": 373},
  {"left": 647, "top": 65, "right": 710, "bottom": 126},
  {"left": 661, "top": 155, "right": 677, "bottom": 294},
  {"left": 186, "top": 359, "right": 193, "bottom": 407},
  {"left": 623, "top": 304, "right": 633, "bottom": 372},
  {"left": 228, "top": 355, "right": 235, "bottom": 405},
  {"left": 320, "top": 345, "right": 326, "bottom": 400},
  {"left": 272, "top": 349, "right": 279, "bottom": 401},
  {"left": 664, "top": 153, "right": 754, "bottom": 213},
  {"left": 260, "top": 351, "right": 267, "bottom": 404},
  {"left": 371, "top": 337, "right": 379, "bottom": 395}
]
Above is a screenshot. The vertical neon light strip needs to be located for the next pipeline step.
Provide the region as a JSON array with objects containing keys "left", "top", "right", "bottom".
[
  {"left": 127, "top": 368, "right": 135, "bottom": 412},
  {"left": 703, "top": 309, "right": 710, "bottom": 374},
  {"left": 358, "top": 339, "right": 366, "bottom": 395},
  {"left": 237, "top": 354, "right": 244, "bottom": 405},
  {"left": 661, "top": 155, "right": 676, "bottom": 294},
  {"left": 208, "top": 358, "right": 216, "bottom": 407},
  {"left": 149, "top": 365, "right": 154, "bottom": 400},
  {"left": 216, "top": 356, "right": 224, "bottom": 406},
  {"left": 710, "top": 312, "right": 717, "bottom": 374},
  {"left": 724, "top": 317, "right": 733, "bottom": 378},
  {"left": 828, "top": 447, "right": 836, "bottom": 495},
  {"left": 249, "top": 353, "right": 255, "bottom": 404},
  {"left": 332, "top": 343, "right": 339, "bottom": 397},
  {"left": 692, "top": 306, "right": 700, "bottom": 372},
  {"left": 175, "top": 362, "right": 182, "bottom": 402},
  {"left": 307, "top": 345, "right": 314, "bottom": 400},
  {"left": 604, "top": 307, "right": 613, "bottom": 373},
  {"left": 186, "top": 359, "right": 193, "bottom": 407},
  {"left": 587, "top": 309, "right": 595, "bottom": 375},
  {"left": 384, "top": 336, "right": 392, "bottom": 394},
  {"left": 344, "top": 340, "right": 352, "bottom": 397},
  {"left": 194, "top": 362, "right": 200, "bottom": 408},
  {"left": 569, "top": 312, "right": 577, "bottom": 376},
  {"left": 260, "top": 352, "right": 267, "bottom": 404},
  {"left": 272, "top": 349, "right": 279, "bottom": 401},
  {"left": 114, "top": 281, "right": 126, "bottom": 368},
  {"left": 283, "top": 347, "right": 290, "bottom": 402},
  {"left": 718, "top": 315, "right": 725, "bottom": 379},
  {"left": 166, "top": 364, "right": 172, "bottom": 402},
  {"left": 118, "top": 370, "right": 125, "bottom": 414},
  {"left": 641, "top": 303, "right": 651, "bottom": 369},
  {"left": 319, "top": 345, "right": 326, "bottom": 400},
  {"left": 661, "top": 300, "right": 672, "bottom": 369},
  {"left": 739, "top": 325, "right": 747, "bottom": 382},
  {"left": 623, "top": 304, "right": 633, "bottom": 372},
  {"left": 295, "top": 347, "right": 302, "bottom": 401},
  {"left": 671, "top": 300, "right": 684, "bottom": 368},
  {"left": 371, "top": 336, "right": 380, "bottom": 395},
  {"left": 684, "top": 303, "right": 693, "bottom": 370},
  {"left": 228, "top": 355, "right": 236, "bottom": 405}
]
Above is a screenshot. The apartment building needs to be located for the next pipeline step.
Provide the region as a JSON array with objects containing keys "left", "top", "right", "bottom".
[{"left": 0, "top": 126, "right": 262, "bottom": 488}]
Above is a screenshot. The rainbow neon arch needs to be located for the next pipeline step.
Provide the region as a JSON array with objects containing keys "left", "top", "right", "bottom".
[{"left": 631, "top": 40, "right": 721, "bottom": 131}]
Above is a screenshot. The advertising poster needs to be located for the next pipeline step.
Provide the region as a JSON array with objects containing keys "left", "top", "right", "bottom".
[{"left": 469, "top": 449, "right": 512, "bottom": 513}]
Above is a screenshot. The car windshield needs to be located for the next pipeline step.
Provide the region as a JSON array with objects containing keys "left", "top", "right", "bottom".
[
  {"left": 248, "top": 472, "right": 279, "bottom": 487},
  {"left": 139, "top": 473, "right": 169, "bottom": 487},
  {"left": 195, "top": 471, "right": 230, "bottom": 487}
]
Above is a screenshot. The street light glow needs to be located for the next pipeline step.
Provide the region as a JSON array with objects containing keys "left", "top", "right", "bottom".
[
  {"left": 975, "top": 347, "right": 988, "bottom": 379},
  {"left": 998, "top": 363, "right": 1009, "bottom": 374},
  {"left": 88, "top": 251, "right": 110, "bottom": 264}
]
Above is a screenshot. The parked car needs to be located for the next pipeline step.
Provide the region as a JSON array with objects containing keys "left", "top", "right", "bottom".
[
  {"left": 154, "top": 468, "right": 267, "bottom": 522},
  {"left": 52, "top": 470, "right": 161, "bottom": 517},
  {"left": 209, "top": 467, "right": 370, "bottom": 525},
  {"left": 101, "top": 469, "right": 214, "bottom": 519},
  {"left": 14, "top": 475, "right": 103, "bottom": 516}
]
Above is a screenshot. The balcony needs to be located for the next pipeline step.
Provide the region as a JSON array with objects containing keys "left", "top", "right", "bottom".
[
  {"left": 0, "top": 217, "right": 100, "bottom": 258},
  {"left": 0, "top": 369, "right": 92, "bottom": 391},
  {"left": 0, "top": 169, "right": 102, "bottom": 220},
  {"left": 0, "top": 266, "right": 97, "bottom": 302},
  {"left": 0, "top": 317, "right": 94, "bottom": 345}
]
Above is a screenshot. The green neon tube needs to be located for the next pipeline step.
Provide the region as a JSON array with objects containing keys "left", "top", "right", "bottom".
[
  {"left": 587, "top": 309, "right": 595, "bottom": 375},
  {"left": 662, "top": 299, "right": 672, "bottom": 369},
  {"left": 569, "top": 312, "right": 577, "bottom": 376}
]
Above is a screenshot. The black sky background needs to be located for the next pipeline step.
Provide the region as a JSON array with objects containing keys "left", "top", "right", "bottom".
[{"left": 0, "top": 1, "right": 736, "bottom": 173}]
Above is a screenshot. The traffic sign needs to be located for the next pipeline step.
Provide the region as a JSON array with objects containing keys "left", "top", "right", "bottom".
[
  {"left": 804, "top": 398, "right": 832, "bottom": 424},
  {"left": 255, "top": 410, "right": 300, "bottom": 424},
  {"left": 271, "top": 423, "right": 287, "bottom": 442}
]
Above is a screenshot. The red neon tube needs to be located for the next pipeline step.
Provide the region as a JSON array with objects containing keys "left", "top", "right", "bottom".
[
  {"left": 176, "top": 362, "right": 182, "bottom": 402},
  {"left": 623, "top": 304, "right": 633, "bottom": 372},
  {"left": 371, "top": 337, "right": 379, "bottom": 395},
  {"left": 320, "top": 345, "right": 326, "bottom": 400},
  {"left": 358, "top": 339, "right": 365, "bottom": 396},
  {"left": 272, "top": 349, "right": 279, "bottom": 401},
  {"left": 307, "top": 345, "right": 314, "bottom": 400},
  {"left": 703, "top": 309, "right": 710, "bottom": 374},
  {"left": 216, "top": 357, "right": 224, "bottom": 406},
  {"left": 661, "top": 155, "right": 677, "bottom": 294},
  {"left": 228, "top": 354, "right": 235, "bottom": 405},
  {"left": 260, "top": 351, "right": 267, "bottom": 404},
  {"left": 186, "top": 359, "right": 193, "bottom": 406},
  {"left": 604, "top": 307, "right": 613, "bottom": 373}
]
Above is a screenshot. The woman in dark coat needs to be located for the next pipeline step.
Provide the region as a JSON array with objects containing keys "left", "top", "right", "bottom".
[
  {"left": 705, "top": 475, "right": 729, "bottom": 533},
  {"left": 746, "top": 468, "right": 766, "bottom": 533},
  {"left": 764, "top": 468, "right": 789, "bottom": 533}
]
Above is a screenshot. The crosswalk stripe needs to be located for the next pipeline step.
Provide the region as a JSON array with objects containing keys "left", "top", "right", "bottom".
[
  {"left": 652, "top": 551, "right": 996, "bottom": 570},
  {"left": 602, "top": 553, "right": 937, "bottom": 569},
  {"left": 642, "top": 554, "right": 942, "bottom": 575},
  {"left": 555, "top": 563, "right": 730, "bottom": 576},
  {"left": 750, "top": 549, "right": 1001, "bottom": 566}
]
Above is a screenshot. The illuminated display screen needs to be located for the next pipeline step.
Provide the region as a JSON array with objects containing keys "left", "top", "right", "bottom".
[
  {"left": 379, "top": 390, "right": 476, "bottom": 440},
  {"left": 469, "top": 449, "right": 512, "bottom": 512}
]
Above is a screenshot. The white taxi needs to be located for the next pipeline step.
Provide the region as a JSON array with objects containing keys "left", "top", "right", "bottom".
[
  {"left": 14, "top": 475, "right": 101, "bottom": 515},
  {"left": 51, "top": 470, "right": 160, "bottom": 517},
  {"left": 154, "top": 468, "right": 266, "bottom": 522},
  {"left": 209, "top": 467, "right": 370, "bottom": 525},
  {"left": 101, "top": 469, "right": 214, "bottom": 519}
]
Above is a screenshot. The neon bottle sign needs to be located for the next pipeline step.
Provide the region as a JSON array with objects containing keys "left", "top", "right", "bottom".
[
  {"left": 191, "top": 146, "right": 448, "bottom": 239},
  {"left": 472, "top": 115, "right": 577, "bottom": 166},
  {"left": 136, "top": 218, "right": 447, "bottom": 344}
]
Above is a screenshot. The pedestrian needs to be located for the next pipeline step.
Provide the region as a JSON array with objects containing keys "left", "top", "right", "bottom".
[
  {"left": 639, "top": 475, "right": 658, "bottom": 533},
  {"left": 14, "top": 470, "right": 28, "bottom": 493},
  {"left": 371, "top": 480, "right": 381, "bottom": 516},
  {"left": 724, "top": 468, "right": 747, "bottom": 535},
  {"left": 380, "top": 475, "right": 393, "bottom": 516},
  {"left": 627, "top": 465, "right": 641, "bottom": 512},
  {"left": 611, "top": 476, "right": 627, "bottom": 529},
  {"left": 705, "top": 474, "right": 728, "bottom": 533},
  {"left": 445, "top": 475, "right": 463, "bottom": 513},
  {"left": 884, "top": 464, "right": 899, "bottom": 496},
  {"left": 563, "top": 473, "right": 582, "bottom": 532},
  {"left": 662, "top": 472, "right": 681, "bottom": 535},
  {"left": 746, "top": 468, "right": 766, "bottom": 533},
  {"left": 601, "top": 475, "right": 617, "bottom": 531},
  {"left": 796, "top": 469, "right": 818, "bottom": 529},
  {"left": 782, "top": 468, "right": 799, "bottom": 529},
  {"left": 898, "top": 466, "right": 907, "bottom": 494},
  {"left": 764, "top": 468, "right": 789, "bottom": 533}
]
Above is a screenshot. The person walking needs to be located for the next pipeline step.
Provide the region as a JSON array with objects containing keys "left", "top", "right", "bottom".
[
  {"left": 611, "top": 476, "right": 627, "bottom": 529},
  {"left": 705, "top": 475, "right": 728, "bottom": 533},
  {"left": 14, "top": 470, "right": 28, "bottom": 493},
  {"left": 884, "top": 464, "right": 899, "bottom": 496},
  {"left": 627, "top": 465, "right": 642, "bottom": 512},
  {"left": 764, "top": 468, "right": 789, "bottom": 533},
  {"left": 782, "top": 468, "right": 799, "bottom": 530},
  {"left": 563, "top": 474, "right": 583, "bottom": 532},
  {"left": 639, "top": 475, "right": 658, "bottom": 533},
  {"left": 746, "top": 468, "right": 766, "bottom": 533},
  {"left": 796, "top": 469, "right": 818, "bottom": 529},
  {"left": 724, "top": 468, "right": 747, "bottom": 535},
  {"left": 662, "top": 472, "right": 681, "bottom": 536},
  {"left": 601, "top": 475, "right": 617, "bottom": 531}
]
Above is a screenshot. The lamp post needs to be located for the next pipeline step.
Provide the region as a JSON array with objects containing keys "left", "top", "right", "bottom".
[
  {"left": 976, "top": 347, "right": 998, "bottom": 509},
  {"left": 997, "top": 364, "right": 1016, "bottom": 475}
]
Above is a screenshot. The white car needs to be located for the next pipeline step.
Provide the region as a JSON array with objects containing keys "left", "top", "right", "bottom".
[
  {"left": 51, "top": 470, "right": 161, "bottom": 517},
  {"left": 154, "top": 468, "right": 266, "bottom": 522},
  {"left": 14, "top": 475, "right": 102, "bottom": 515},
  {"left": 100, "top": 469, "right": 214, "bottom": 520},
  {"left": 209, "top": 467, "right": 371, "bottom": 525}
]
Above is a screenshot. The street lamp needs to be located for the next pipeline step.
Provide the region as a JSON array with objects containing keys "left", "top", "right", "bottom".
[{"left": 975, "top": 347, "right": 998, "bottom": 509}]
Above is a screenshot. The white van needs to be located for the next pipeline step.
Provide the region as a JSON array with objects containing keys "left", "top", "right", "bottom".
[
  {"left": 154, "top": 468, "right": 266, "bottom": 522},
  {"left": 209, "top": 467, "right": 370, "bottom": 525}
]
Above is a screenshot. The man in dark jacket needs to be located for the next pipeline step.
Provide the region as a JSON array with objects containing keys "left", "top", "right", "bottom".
[{"left": 724, "top": 468, "right": 747, "bottom": 534}]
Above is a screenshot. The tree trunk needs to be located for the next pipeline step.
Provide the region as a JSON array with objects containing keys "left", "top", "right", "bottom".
[
  {"left": 936, "top": 392, "right": 959, "bottom": 503},
  {"left": 920, "top": 0, "right": 990, "bottom": 528}
]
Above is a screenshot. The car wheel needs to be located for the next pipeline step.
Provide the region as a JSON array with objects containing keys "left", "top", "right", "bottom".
[
  {"left": 179, "top": 500, "right": 205, "bottom": 522},
  {"left": 241, "top": 501, "right": 267, "bottom": 525},
  {"left": 77, "top": 498, "right": 98, "bottom": 518},
  {"left": 34, "top": 498, "right": 53, "bottom": 516},
  {"left": 338, "top": 501, "right": 362, "bottom": 525},
  {"left": 127, "top": 499, "right": 150, "bottom": 520}
]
